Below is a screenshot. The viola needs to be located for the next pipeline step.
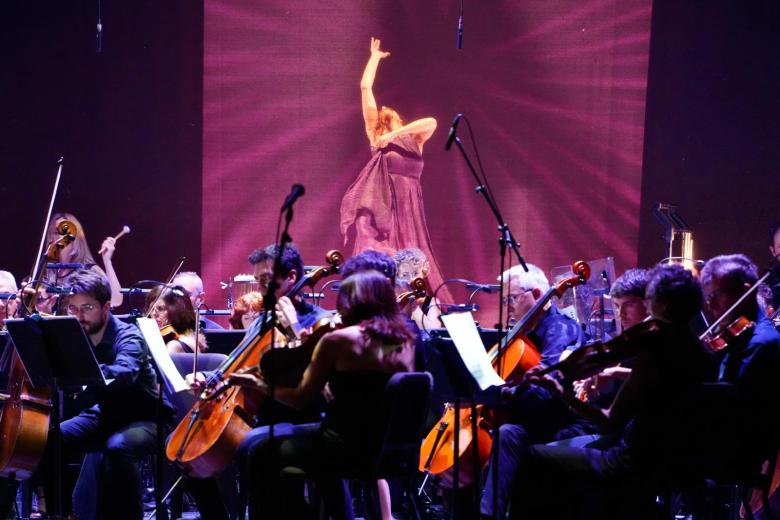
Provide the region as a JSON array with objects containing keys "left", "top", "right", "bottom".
[
  {"left": 165, "top": 250, "right": 343, "bottom": 478},
  {"left": 418, "top": 261, "right": 590, "bottom": 487}
]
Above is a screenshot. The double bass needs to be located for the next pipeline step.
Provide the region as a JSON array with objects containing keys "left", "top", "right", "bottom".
[
  {"left": 0, "top": 218, "right": 76, "bottom": 479},
  {"left": 418, "top": 261, "right": 590, "bottom": 487},
  {"left": 166, "top": 250, "right": 343, "bottom": 478}
]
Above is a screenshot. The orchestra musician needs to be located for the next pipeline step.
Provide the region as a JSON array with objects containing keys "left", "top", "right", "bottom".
[
  {"left": 0, "top": 272, "right": 21, "bottom": 519},
  {"left": 0, "top": 270, "right": 18, "bottom": 330},
  {"left": 393, "top": 247, "right": 442, "bottom": 330},
  {"left": 248, "top": 243, "right": 330, "bottom": 340},
  {"left": 229, "top": 269, "right": 416, "bottom": 519},
  {"left": 700, "top": 254, "right": 780, "bottom": 470},
  {"left": 24, "top": 269, "right": 167, "bottom": 519},
  {"left": 479, "top": 263, "right": 584, "bottom": 519},
  {"left": 339, "top": 37, "right": 449, "bottom": 299},
  {"left": 573, "top": 268, "right": 650, "bottom": 405},
  {"left": 40, "top": 213, "right": 124, "bottom": 309},
  {"left": 768, "top": 222, "right": 780, "bottom": 312},
  {"left": 146, "top": 285, "right": 209, "bottom": 354},
  {"left": 511, "top": 264, "right": 718, "bottom": 519},
  {"left": 228, "top": 291, "right": 263, "bottom": 330},
  {"left": 172, "top": 271, "right": 224, "bottom": 330}
]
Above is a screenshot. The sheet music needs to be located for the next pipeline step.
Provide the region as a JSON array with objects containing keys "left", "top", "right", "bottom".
[
  {"left": 441, "top": 312, "right": 505, "bottom": 390},
  {"left": 136, "top": 317, "right": 189, "bottom": 393}
]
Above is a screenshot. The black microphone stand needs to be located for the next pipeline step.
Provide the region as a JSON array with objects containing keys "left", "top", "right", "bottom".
[
  {"left": 262, "top": 201, "right": 297, "bottom": 473},
  {"left": 447, "top": 123, "right": 528, "bottom": 519}
]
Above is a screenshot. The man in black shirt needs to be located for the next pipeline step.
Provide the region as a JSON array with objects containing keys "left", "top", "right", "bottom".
[{"left": 39, "top": 269, "right": 165, "bottom": 519}]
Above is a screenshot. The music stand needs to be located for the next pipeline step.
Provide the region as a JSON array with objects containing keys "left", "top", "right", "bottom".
[
  {"left": 422, "top": 333, "right": 498, "bottom": 519},
  {"left": 5, "top": 315, "right": 107, "bottom": 516}
]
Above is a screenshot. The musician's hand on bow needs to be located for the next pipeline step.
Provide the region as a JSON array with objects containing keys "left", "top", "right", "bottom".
[
  {"left": 185, "top": 371, "right": 207, "bottom": 395},
  {"left": 275, "top": 296, "right": 300, "bottom": 335},
  {"left": 228, "top": 370, "right": 268, "bottom": 394},
  {"left": 524, "top": 369, "right": 564, "bottom": 396},
  {"left": 99, "top": 236, "right": 116, "bottom": 261}
]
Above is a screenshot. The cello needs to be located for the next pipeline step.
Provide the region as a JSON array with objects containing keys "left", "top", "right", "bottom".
[
  {"left": 0, "top": 218, "right": 76, "bottom": 479},
  {"left": 418, "top": 261, "right": 590, "bottom": 487},
  {"left": 166, "top": 250, "right": 343, "bottom": 478}
]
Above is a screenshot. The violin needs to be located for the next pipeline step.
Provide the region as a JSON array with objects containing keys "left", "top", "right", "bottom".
[
  {"left": 397, "top": 277, "right": 428, "bottom": 305},
  {"left": 700, "top": 315, "right": 754, "bottom": 352},
  {"left": 536, "top": 318, "right": 663, "bottom": 382},
  {"left": 159, "top": 324, "right": 180, "bottom": 343},
  {"left": 418, "top": 260, "right": 590, "bottom": 487}
]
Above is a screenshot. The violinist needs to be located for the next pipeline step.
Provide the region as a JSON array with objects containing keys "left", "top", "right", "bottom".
[
  {"left": 229, "top": 270, "right": 416, "bottom": 519},
  {"left": 172, "top": 271, "right": 224, "bottom": 330},
  {"left": 510, "top": 264, "right": 718, "bottom": 519},
  {"left": 768, "top": 222, "right": 780, "bottom": 312},
  {"left": 574, "top": 268, "right": 650, "bottom": 405},
  {"left": 479, "top": 263, "right": 584, "bottom": 519},
  {"left": 36, "top": 213, "right": 124, "bottom": 310},
  {"left": 393, "top": 247, "right": 442, "bottom": 330},
  {"left": 700, "top": 254, "right": 780, "bottom": 467},
  {"left": 146, "top": 285, "right": 209, "bottom": 353}
]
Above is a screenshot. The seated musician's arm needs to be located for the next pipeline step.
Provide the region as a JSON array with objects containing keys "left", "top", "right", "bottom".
[
  {"left": 100, "top": 327, "right": 145, "bottom": 385},
  {"left": 272, "top": 331, "right": 339, "bottom": 410},
  {"left": 558, "top": 353, "right": 648, "bottom": 432}
]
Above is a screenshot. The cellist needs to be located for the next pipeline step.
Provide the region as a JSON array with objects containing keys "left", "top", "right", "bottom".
[
  {"left": 479, "top": 263, "right": 583, "bottom": 519},
  {"left": 0, "top": 270, "right": 19, "bottom": 520}
]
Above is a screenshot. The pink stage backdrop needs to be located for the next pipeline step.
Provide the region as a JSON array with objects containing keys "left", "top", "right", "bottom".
[{"left": 203, "top": 0, "right": 651, "bottom": 321}]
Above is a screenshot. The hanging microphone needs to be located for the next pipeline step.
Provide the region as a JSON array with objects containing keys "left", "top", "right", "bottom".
[
  {"left": 445, "top": 113, "right": 463, "bottom": 151},
  {"left": 456, "top": 0, "right": 464, "bottom": 49},
  {"left": 280, "top": 184, "right": 306, "bottom": 212},
  {"left": 457, "top": 14, "right": 463, "bottom": 49}
]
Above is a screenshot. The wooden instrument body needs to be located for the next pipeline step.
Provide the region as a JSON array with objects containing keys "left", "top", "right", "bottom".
[
  {"left": 0, "top": 350, "right": 51, "bottom": 480},
  {"left": 418, "top": 261, "right": 590, "bottom": 486},
  {"left": 0, "top": 220, "right": 73, "bottom": 480},
  {"left": 165, "top": 332, "right": 267, "bottom": 478},
  {"left": 418, "top": 334, "right": 541, "bottom": 486},
  {"left": 165, "top": 250, "right": 344, "bottom": 477}
]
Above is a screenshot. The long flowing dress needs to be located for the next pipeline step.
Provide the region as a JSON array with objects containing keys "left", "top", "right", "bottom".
[{"left": 340, "top": 133, "right": 449, "bottom": 299}]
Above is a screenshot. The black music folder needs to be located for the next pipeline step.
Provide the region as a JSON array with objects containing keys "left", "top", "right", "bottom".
[{"left": 5, "top": 315, "right": 106, "bottom": 388}]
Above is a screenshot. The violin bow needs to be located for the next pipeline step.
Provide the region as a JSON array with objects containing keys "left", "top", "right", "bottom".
[{"left": 23, "top": 158, "right": 65, "bottom": 315}]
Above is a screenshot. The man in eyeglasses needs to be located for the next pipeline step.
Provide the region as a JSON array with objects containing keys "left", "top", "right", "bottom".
[
  {"left": 701, "top": 255, "right": 780, "bottom": 470},
  {"left": 29, "top": 268, "right": 167, "bottom": 519},
  {"left": 480, "top": 263, "right": 583, "bottom": 519}
]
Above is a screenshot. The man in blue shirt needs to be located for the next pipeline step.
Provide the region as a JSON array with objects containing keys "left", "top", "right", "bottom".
[
  {"left": 480, "top": 263, "right": 583, "bottom": 519},
  {"left": 701, "top": 254, "right": 780, "bottom": 471}
]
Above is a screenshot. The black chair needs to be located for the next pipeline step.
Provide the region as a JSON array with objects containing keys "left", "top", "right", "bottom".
[
  {"left": 656, "top": 382, "right": 778, "bottom": 520},
  {"left": 280, "top": 371, "right": 433, "bottom": 520},
  {"left": 165, "top": 353, "right": 235, "bottom": 520},
  {"left": 167, "top": 353, "right": 229, "bottom": 423}
]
